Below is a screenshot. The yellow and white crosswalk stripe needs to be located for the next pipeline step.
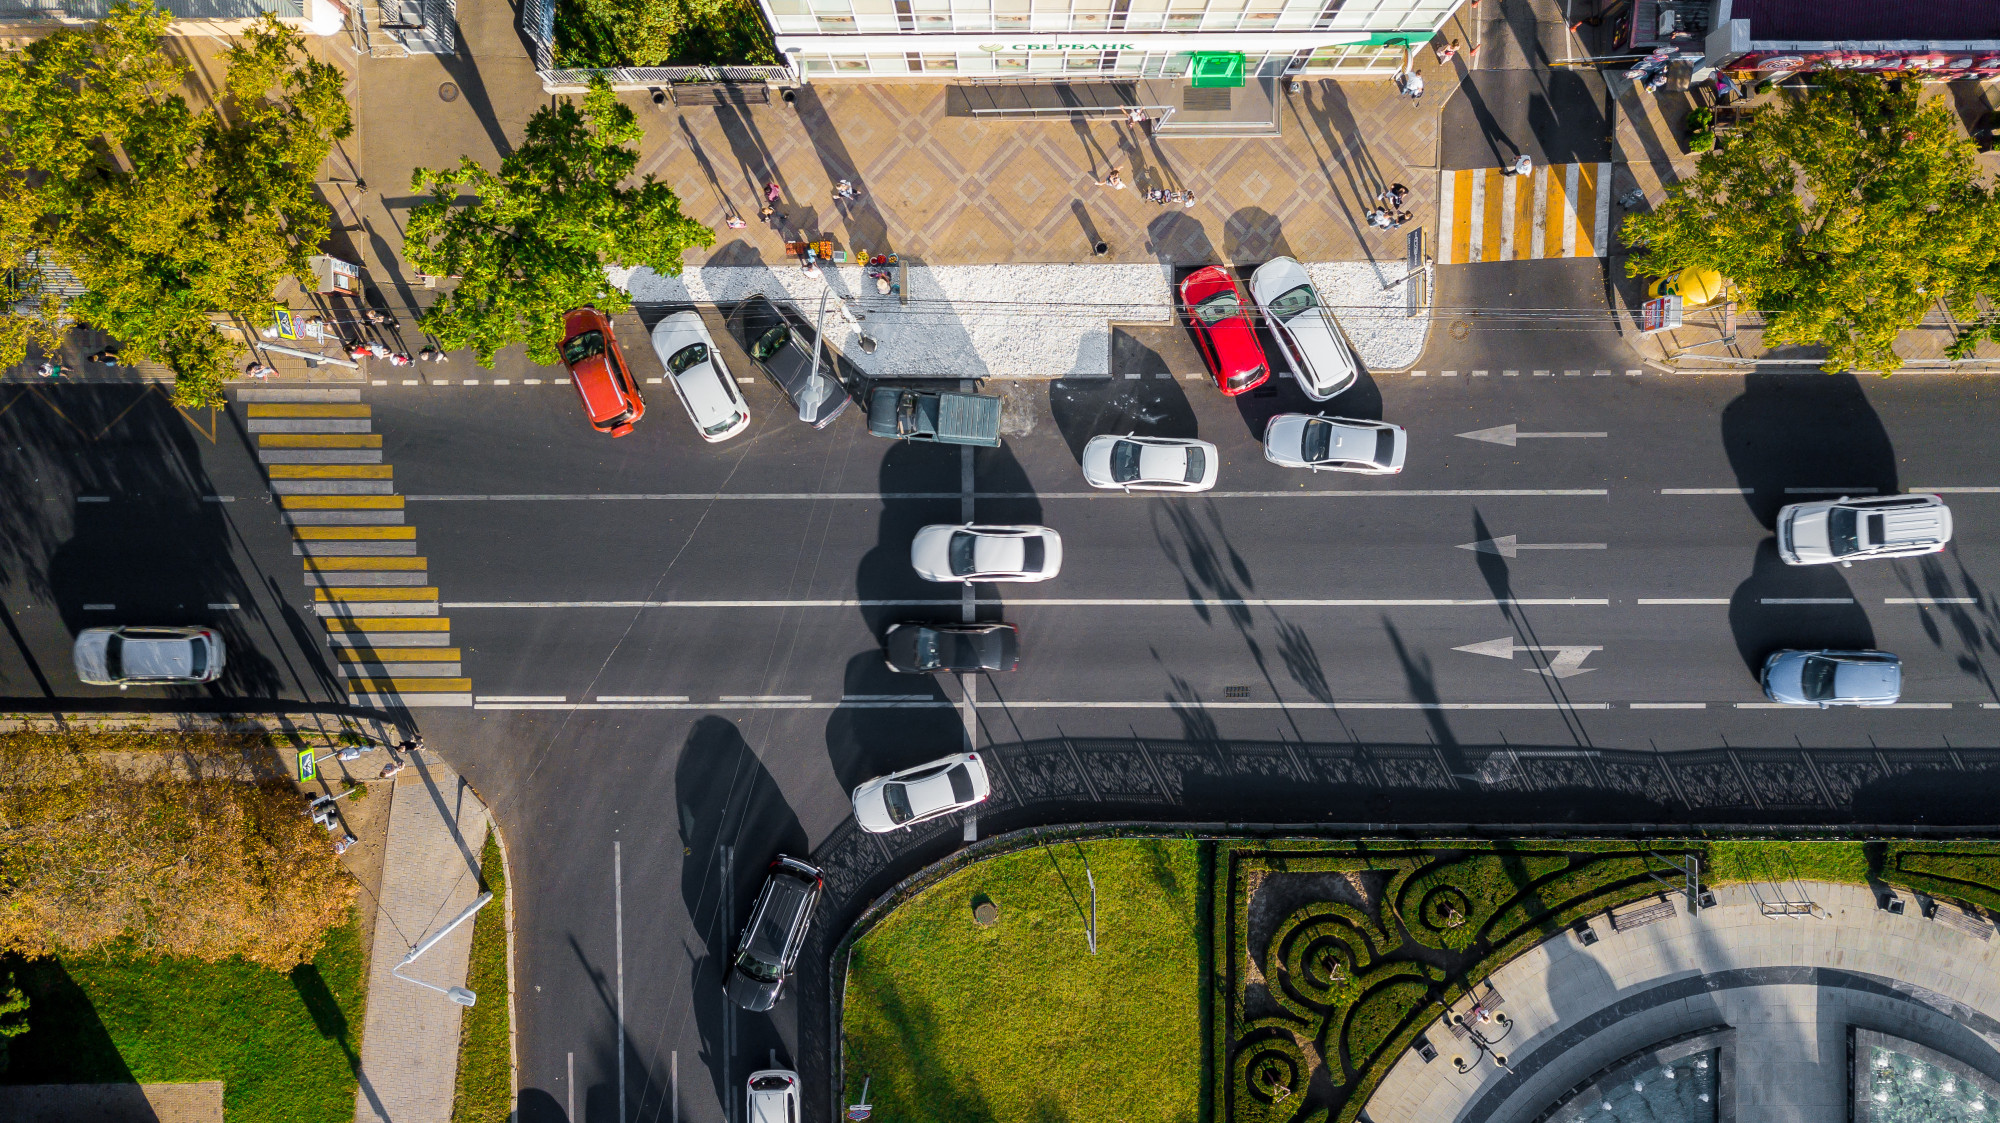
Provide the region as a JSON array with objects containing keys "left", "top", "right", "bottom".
[{"left": 1437, "top": 162, "right": 1614, "bottom": 265}]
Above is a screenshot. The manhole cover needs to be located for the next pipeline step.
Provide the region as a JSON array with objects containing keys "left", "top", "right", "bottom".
[
  {"left": 438, "top": 82, "right": 460, "bottom": 102},
  {"left": 1224, "top": 685, "right": 1251, "bottom": 698},
  {"left": 973, "top": 901, "right": 999, "bottom": 926},
  {"left": 1449, "top": 320, "right": 1471, "bottom": 341}
]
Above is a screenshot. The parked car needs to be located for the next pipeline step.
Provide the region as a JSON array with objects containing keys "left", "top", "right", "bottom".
[
  {"left": 73, "top": 626, "right": 225, "bottom": 688},
  {"left": 911, "top": 524, "right": 1063, "bottom": 583},
  {"left": 1761, "top": 649, "right": 1902, "bottom": 707},
  {"left": 1249, "top": 257, "right": 1358, "bottom": 400},
  {"left": 1180, "top": 265, "right": 1269, "bottom": 396},
  {"left": 725, "top": 856, "right": 824, "bottom": 1012},
  {"left": 1263, "top": 413, "right": 1406, "bottom": 474},
  {"left": 559, "top": 307, "right": 645, "bottom": 437},
  {"left": 851, "top": 752, "right": 992, "bottom": 833},
  {"left": 1081, "top": 434, "right": 1219, "bottom": 492},
  {"left": 651, "top": 310, "right": 749, "bottom": 442},
  {"left": 867, "top": 386, "right": 1002, "bottom": 447},
  {"left": 726, "top": 295, "right": 849, "bottom": 429},
  {"left": 1776, "top": 494, "right": 1952, "bottom": 566},
  {"left": 747, "top": 1070, "right": 799, "bottom": 1123},
  {"left": 884, "top": 622, "right": 1020, "bottom": 674}
]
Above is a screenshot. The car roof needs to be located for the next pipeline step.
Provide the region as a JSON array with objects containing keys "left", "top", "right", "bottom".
[
  {"left": 674, "top": 352, "right": 738, "bottom": 422},
  {"left": 120, "top": 635, "right": 199, "bottom": 678},
  {"left": 743, "top": 874, "right": 812, "bottom": 961}
]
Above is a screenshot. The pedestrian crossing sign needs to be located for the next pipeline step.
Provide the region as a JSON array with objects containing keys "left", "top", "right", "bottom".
[
  {"left": 274, "top": 308, "right": 298, "bottom": 340},
  {"left": 298, "top": 748, "right": 316, "bottom": 782}
]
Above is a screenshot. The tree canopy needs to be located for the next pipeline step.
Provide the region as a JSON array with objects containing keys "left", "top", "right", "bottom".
[
  {"left": 0, "top": 3, "right": 351, "bottom": 406},
  {"left": 405, "top": 77, "right": 713, "bottom": 367},
  {"left": 1622, "top": 73, "right": 2000, "bottom": 373},
  {"left": 553, "top": 0, "right": 776, "bottom": 68}
]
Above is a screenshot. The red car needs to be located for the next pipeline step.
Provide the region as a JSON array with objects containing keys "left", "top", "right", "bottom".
[
  {"left": 559, "top": 307, "right": 646, "bottom": 436},
  {"left": 1180, "top": 265, "right": 1270, "bottom": 396}
]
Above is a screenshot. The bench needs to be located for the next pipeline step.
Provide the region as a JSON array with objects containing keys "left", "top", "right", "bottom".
[
  {"left": 669, "top": 82, "right": 770, "bottom": 107},
  {"left": 1610, "top": 897, "right": 1676, "bottom": 931}
]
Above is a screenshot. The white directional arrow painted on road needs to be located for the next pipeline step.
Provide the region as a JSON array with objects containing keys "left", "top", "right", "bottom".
[
  {"left": 1457, "top": 535, "right": 1607, "bottom": 558},
  {"left": 1456, "top": 424, "right": 1609, "bottom": 447},
  {"left": 1453, "top": 637, "right": 1603, "bottom": 679}
]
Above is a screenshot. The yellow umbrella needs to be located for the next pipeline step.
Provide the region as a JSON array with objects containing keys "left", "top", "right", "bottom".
[{"left": 1648, "top": 267, "right": 1726, "bottom": 307}]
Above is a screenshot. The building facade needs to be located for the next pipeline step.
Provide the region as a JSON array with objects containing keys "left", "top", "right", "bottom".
[{"left": 757, "top": 0, "right": 1462, "bottom": 79}]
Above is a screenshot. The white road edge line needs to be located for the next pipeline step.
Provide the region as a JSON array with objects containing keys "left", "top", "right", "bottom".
[
  {"left": 615, "top": 840, "right": 625, "bottom": 1123},
  {"left": 1760, "top": 597, "right": 1855, "bottom": 605},
  {"left": 1659, "top": 488, "right": 1753, "bottom": 495},
  {"left": 1630, "top": 703, "right": 1707, "bottom": 709},
  {"left": 1886, "top": 598, "right": 1978, "bottom": 605},
  {"left": 473, "top": 700, "right": 1617, "bottom": 711},
  {"left": 595, "top": 695, "right": 690, "bottom": 702},
  {"left": 443, "top": 598, "right": 1615, "bottom": 609},
  {"left": 473, "top": 694, "right": 567, "bottom": 702},
  {"left": 402, "top": 489, "right": 1612, "bottom": 501},
  {"left": 1638, "top": 599, "right": 1731, "bottom": 605},
  {"left": 1912, "top": 487, "right": 2000, "bottom": 493}
]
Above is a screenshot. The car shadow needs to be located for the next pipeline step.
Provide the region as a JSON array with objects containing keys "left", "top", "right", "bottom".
[
  {"left": 1721, "top": 369, "right": 1900, "bottom": 529},
  {"left": 1727, "top": 538, "right": 1875, "bottom": 678},
  {"left": 823, "top": 649, "right": 961, "bottom": 794},
  {"left": 1046, "top": 370, "right": 1200, "bottom": 464}
]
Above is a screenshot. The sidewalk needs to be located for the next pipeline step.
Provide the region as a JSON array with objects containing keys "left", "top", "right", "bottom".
[{"left": 354, "top": 752, "right": 494, "bottom": 1123}]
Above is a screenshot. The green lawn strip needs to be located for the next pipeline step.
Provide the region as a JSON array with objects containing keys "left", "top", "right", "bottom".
[
  {"left": 2, "top": 907, "right": 366, "bottom": 1123},
  {"left": 1705, "top": 839, "right": 1869, "bottom": 886},
  {"left": 843, "top": 837, "right": 1203, "bottom": 1123},
  {"left": 454, "top": 828, "right": 512, "bottom": 1123}
]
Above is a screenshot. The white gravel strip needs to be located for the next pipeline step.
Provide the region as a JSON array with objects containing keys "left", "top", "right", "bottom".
[{"left": 616, "top": 259, "right": 1429, "bottom": 378}]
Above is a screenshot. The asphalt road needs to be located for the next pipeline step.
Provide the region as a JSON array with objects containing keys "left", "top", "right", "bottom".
[{"left": 10, "top": 270, "right": 2000, "bottom": 1123}]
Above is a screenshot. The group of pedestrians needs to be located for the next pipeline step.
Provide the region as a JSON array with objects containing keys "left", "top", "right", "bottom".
[{"left": 1366, "top": 182, "right": 1414, "bottom": 231}]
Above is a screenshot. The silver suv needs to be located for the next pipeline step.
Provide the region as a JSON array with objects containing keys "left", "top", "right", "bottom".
[{"left": 1776, "top": 494, "right": 1952, "bottom": 566}]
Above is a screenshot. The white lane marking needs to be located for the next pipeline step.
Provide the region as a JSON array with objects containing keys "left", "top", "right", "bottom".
[
  {"left": 1886, "top": 597, "right": 1978, "bottom": 605},
  {"left": 964, "top": 817, "right": 978, "bottom": 842},
  {"left": 524, "top": 379, "right": 544, "bottom": 385},
  {"left": 1631, "top": 702, "right": 1706, "bottom": 709},
  {"left": 1457, "top": 424, "right": 1607, "bottom": 446},
  {"left": 736, "top": 377, "right": 755, "bottom": 384},
  {"left": 404, "top": 489, "right": 1612, "bottom": 501},
  {"left": 78, "top": 496, "right": 110, "bottom": 503},
  {"left": 1409, "top": 371, "right": 1428, "bottom": 377},
  {"left": 82, "top": 603, "right": 116, "bottom": 610},
  {"left": 1638, "top": 598, "right": 1730, "bottom": 605},
  {"left": 718, "top": 694, "right": 811, "bottom": 702},
  {"left": 1440, "top": 370, "right": 1458, "bottom": 377},
  {"left": 615, "top": 841, "right": 626, "bottom": 1123},
  {"left": 595, "top": 694, "right": 689, "bottom": 701},
  {"left": 475, "top": 694, "right": 568, "bottom": 702},
  {"left": 461, "top": 379, "right": 479, "bottom": 385},
  {"left": 1503, "top": 370, "right": 1519, "bottom": 377},
  {"left": 843, "top": 694, "right": 935, "bottom": 701},
  {"left": 646, "top": 377, "right": 664, "bottom": 384},
  {"left": 1437, "top": 170, "right": 1456, "bottom": 264},
  {"left": 1563, "top": 370, "right": 1581, "bottom": 377},
  {"left": 1783, "top": 487, "right": 1876, "bottom": 494},
  {"left": 1124, "top": 372, "right": 1140, "bottom": 379},
  {"left": 444, "top": 597, "right": 1615, "bottom": 609},
  {"left": 1498, "top": 171, "right": 1516, "bottom": 258},
  {"left": 1626, "top": 370, "right": 1643, "bottom": 376},
  {"left": 372, "top": 379, "right": 387, "bottom": 385},
  {"left": 1760, "top": 597, "right": 1854, "bottom": 605},
  {"left": 476, "top": 701, "right": 951, "bottom": 710},
  {"left": 1533, "top": 369, "right": 1551, "bottom": 376},
  {"left": 206, "top": 602, "right": 241, "bottom": 610},
  {"left": 1592, "top": 369, "right": 1610, "bottom": 376},
  {"left": 403, "top": 379, "right": 420, "bottom": 385},
  {"left": 1593, "top": 161, "right": 1613, "bottom": 249},
  {"left": 1458, "top": 535, "right": 1605, "bottom": 557},
  {"left": 1473, "top": 370, "right": 1490, "bottom": 377},
  {"left": 493, "top": 379, "right": 512, "bottom": 385},
  {"left": 1911, "top": 487, "right": 2000, "bottom": 493},
  {"left": 203, "top": 495, "right": 236, "bottom": 502},
  {"left": 1660, "top": 488, "right": 1751, "bottom": 494}
]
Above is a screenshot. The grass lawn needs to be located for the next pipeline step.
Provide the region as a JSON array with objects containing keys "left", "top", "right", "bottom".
[
  {"left": 454, "top": 828, "right": 512, "bottom": 1123},
  {"left": 1706, "top": 839, "right": 1869, "bottom": 886},
  {"left": 842, "top": 838, "right": 1203, "bottom": 1123},
  {"left": 0, "top": 906, "right": 366, "bottom": 1123}
]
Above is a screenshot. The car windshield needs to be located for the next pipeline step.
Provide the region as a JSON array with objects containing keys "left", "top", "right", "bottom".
[
  {"left": 733, "top": 947, "right": 783, "bottom": 983},
  {"left": 947, "top": 765, "right": 975, "bottom": 802},
  {"left": 1801, "top": 655, "right": 1839, "bottom": 701},
  {"left": 1110, "top": 440, "right": 1142, "bottom": 483},
  {"left": 913, "top": 629, "right": 942, "bottom": 670},
  {"left": 751, "top": 1077, "right": 791, "bottom": 1092},
  {"left": 562, "top": 330, "right": 605, "bottom": 366},
  {"left": 703, "top": 407, "right": 747, "bottom": 436},
  {"left": 948, "top": 532, "right": 977, "bottom": 576},
  {"left": 1303, "top": 419, "right": 1332, "bottom": 462},
  {"left": 188, "top": 641, "right": 208, "bottom": 678},
  {"left": 1373, "top": 429, "right": 1397, "bottom": 466},
  {"left": 103, "top": 634, "right": 124, "bottom": 679},
  {"left": 883, "top": 782, "right": 914, "bottom": 824},
  {"left": 1225, "top": 365, "right": 1265, "bottom": 392},
  {"left": 1020, "top": 537, "right": 1046, "bottom": 572},
  {"left": 1827, "top": 508, "right": 1861, "bottom": 556},
  {"left": 1183, "top": 447, "right": 1207, "bottom": 483},
  {"left": 752, "top": 325, "right": 791, "bottom": 361},
  {"left": 667, "top": 342, "right": 709, "bottom": 375},
  {"left": 1194, "top": 289, "right": 1241, "bottom": 324},
  {"left": 1269, "top": 284, "right": 1315, "bottom": 321}
]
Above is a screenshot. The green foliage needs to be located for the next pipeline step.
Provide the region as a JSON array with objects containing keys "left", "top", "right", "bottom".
[
  {"left": 1622, "top": 72, "right": 2000, "bottom": 373},
  {"left": 454, "top": 830, "right": 513, "bottom": 1123},
  {"left": 1, "top": 907, "right": 366, "bottom": 1123},
  {"left": 554, "top": 0, "right": 775, "bottom": 67},
  {"left": 1686, "top": 106, "right": 1714, "bottom": 131},
  {"left": 842, "top": 839, "right": 1202, "bottom": 1123},
  {"left": 1706, "top": 840, "right": 1867, "bottom": 886},
  {"left": 406, "top": 78, "right": 714, "bottom": 367},
  {"left": 0, "top": 971, "right": 26, "bottom": 1074},
  {"left": 0, "top": 4, "right": 351, "bottom": 406},
  {"left": 1686, "top": 130, "right": 1715, "bottom": 153},
  {"left": 1881, "top": 842, "right": 2000, "bottom": 914},
  {"left": 1341, "top": 977, "right": 1430, "bottom": 1072}
]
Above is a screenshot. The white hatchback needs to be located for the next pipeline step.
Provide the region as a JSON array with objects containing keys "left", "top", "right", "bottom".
[
  {"left": 1081, "top": 434, "right": 1219, "bottom": 492},
  {"left": 1264, "top": 413, "right": 1406, "bottom": 474},
  {"left": 1249, "top": 257, "right": 1359, "bottom": 400},
  {"left": 747, "top": 1070, "right": 799, "bottom": 1123},
  {"left": 911, "top": 524, "right": 1063, "bottom": 582},
  {"left": 851, "top": 752, "right": 992, "bottom": 833},
  {"left": 651, "top": 310, "right": 749, "bottom": 442}
]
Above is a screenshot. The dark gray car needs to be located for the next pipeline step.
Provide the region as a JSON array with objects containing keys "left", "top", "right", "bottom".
[
  {"left": 884, "top": 622, "right": 1020, "bottom": 673},
  {"left": 726, "top": 856, "right": 824, "bottom": 1012},
  {"left": 726, "top": 296, "right": 851, "bottom": 429},
  {"left": 1760, "top": 649, "right": 1901, "bottom": 707}
]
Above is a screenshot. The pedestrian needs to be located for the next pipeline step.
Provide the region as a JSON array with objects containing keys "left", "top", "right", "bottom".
[
  {"left": 1503, "top": 152, "right": 1533, "bottom": 177},
  {"left": 1126, "top": 106, "right": 1148, "bottom": 125},
  {"left": 1366, "top": 208, "right": 1393, "bottom": 229},
  {"left": 1394, "top": 210, "right": 1414, "bottom": 227},
  {"left": 388, "top": 351, "right": 413, "bottom": 366},
  {"left": 244, "top": 361, "right": 274, "bottom": 379},
  {"left": 377, "top": 759, "right": 405, "bottom": 780},
  {"left": 1146, "top": 187, "right": 1168, "bottom": 205},
  {"left": 725, "top": 213, "right": 747, "bottom": 229},
  {"left": 1095, "top": 167, "right": 1126, "bottom": 190},
  {"left": 364, "top": 308, "right": 390, "bottom": 326},
  {"left": 1436, "top": 38, "right": 1459, "bottom": 63},
  {"left": 334, "top": 833, "right": 357, "bottom": 855},
  {"left": 765, "top": 181, "right": 782, "bottom": 205},
  {"left": 1398, "top": 69, "right": 1425, "bottom": 99},
  {"left": 834, "top": 179, "right": 858, "bottom": 201},
  {"left": 1182, "top": 191, "right": 1198, "bottom": 209},
  {"left": 1388, "top": 182, "right": 1411, "bottom": 207},
  {"left": 36, "top": 360, "right": 64, "bottom": 379}
]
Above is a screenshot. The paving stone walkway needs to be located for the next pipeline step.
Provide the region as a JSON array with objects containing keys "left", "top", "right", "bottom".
[{"left": 354, "top": 754, "right": 493, "bottom": 1123}]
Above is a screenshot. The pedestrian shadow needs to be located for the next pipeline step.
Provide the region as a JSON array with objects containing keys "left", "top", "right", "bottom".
[
  {"left": 1289, "top": 81, "right": 1393, "bottom": 265},
  {"left": 1720, "top": 369, "right": 1899, "bottom": 529},
  {"left": 789, "top": 87, "right": 891, "bottom": 254},
  {"left": 1726, "top": 538, "right": 1874, "bottom": 678}
]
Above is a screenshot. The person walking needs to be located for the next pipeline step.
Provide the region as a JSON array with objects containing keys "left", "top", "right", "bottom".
[
  {"left": 1503, "top": 153, "right": 1533, "bottom": 177},
  {"left": 1095, "top": 167, "right": 1127, "bottom": 191},
  {"left": 1366, "top": 208, "right": 1393, "bottom": 229},
  {"left": 1436, "top": 38, "right": 1460, "bottom": 64}
]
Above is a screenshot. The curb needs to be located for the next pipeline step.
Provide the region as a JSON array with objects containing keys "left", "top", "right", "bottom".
[
  {"left": 0, "top": 708, "right": 406, "bottom": 737},
  {"left": 488, "top": 812, "right": 522, "bottom": 1109}
]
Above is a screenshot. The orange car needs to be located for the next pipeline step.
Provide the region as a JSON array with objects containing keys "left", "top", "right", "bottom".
[{"left": 560, "top": 307, "right": 645, "bottom": 437}]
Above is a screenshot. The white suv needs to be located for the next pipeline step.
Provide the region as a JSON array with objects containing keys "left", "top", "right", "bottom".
[{"left": 1776, "top": 494, "right": 1953, "bottom": 566}]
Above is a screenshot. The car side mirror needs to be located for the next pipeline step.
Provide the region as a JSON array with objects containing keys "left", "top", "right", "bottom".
[{"left": 1840, "top": 561, "right": 1852, "bottom": 568}]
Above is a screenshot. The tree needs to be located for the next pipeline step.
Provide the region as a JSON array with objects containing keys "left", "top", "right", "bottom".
[
  {"left": 0, "top": 3, "right": 351, "bottom": 406},
  {"left": 554, "top": 0, "right": 776, "bottom": 68},
  {"left": 405, "top": 77, "right": 713, "bottom": 367},
  {"left": 0, "top": 729, "right": 357, "bottom": 970},
  {"left": 0, "top": 972, "right": 25, "bottom": 1075},
  {"left": 1622, "top": 73, "right": 2000, "bottom": 373}
]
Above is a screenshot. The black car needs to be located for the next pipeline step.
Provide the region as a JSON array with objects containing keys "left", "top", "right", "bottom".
[
  {"left": 726, "top": 856, "right": 824, "bottom": 1012},
  {"left": 884, "top": 622, "right": 1020, "bottom": 674},
  {"left": 725, "top": 295, "right": 851, "bottom": 429}
]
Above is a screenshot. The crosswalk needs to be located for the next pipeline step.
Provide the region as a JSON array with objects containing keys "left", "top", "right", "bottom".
[
  {"left": 239, "top": 387, "right": 472, "bottom": 708},
  {"left": 1437, "top": 162, "right": 1614, "bottom": 265}
]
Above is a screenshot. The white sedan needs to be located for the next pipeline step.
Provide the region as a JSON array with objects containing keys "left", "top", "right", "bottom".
[
  {"left": 73, "top": 626, "right": 225, "bottom": 687},
  {"left": 1249, "top": 257, "right": 1359, "bottom": 401},
  {"left": 651, "top": 310, "right": 749, "bottom": 442},
  {"left": 911, "top": 524, "right": 1063, "bottom": 582},
  {"left": 1264, "top": 413, "right": 1406, "bottom": 474},
  {"left": 1080, "top": 434, "right": 1219, "bottom": 492},
  {"left": 851, "top": 752, "right": 992, "bottom": 833}
]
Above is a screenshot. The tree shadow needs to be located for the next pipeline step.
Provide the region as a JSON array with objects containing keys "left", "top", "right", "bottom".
[
  {"left": 1721, "top": 368, "right": 1899, "bottom": 529},
  {"left": 1895, "top": 553, "right": 2000, "bottom": 702},
  {"left": 1726, "top": 538, "right": 1874, "bottom": 677},
  {"left": 0, "top": 954, "right": 136, "bottom": 1083}
]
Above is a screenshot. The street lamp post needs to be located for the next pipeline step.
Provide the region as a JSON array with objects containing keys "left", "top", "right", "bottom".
[
  {"left": 391, "top": 890, "right": 493, "bottom": 1007},
  {"left": 1443, "top": 998, "right": 1513, "bottom": 1074}
]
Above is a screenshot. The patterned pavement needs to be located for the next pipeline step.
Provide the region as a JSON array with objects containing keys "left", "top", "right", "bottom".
[{"left": 636, "top": 66, "right": 1465, "bottom": 272}]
